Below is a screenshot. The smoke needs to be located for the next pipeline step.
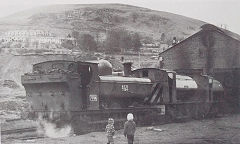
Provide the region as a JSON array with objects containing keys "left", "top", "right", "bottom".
[{"left": 37, "top": 119, "right": 72, "bottom": 138}]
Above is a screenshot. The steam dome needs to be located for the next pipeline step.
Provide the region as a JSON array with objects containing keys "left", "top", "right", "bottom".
[{"left": 98, "top": 59, "right": 112, "bottom": 75}]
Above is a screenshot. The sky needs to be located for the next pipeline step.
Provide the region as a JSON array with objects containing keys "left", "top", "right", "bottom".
[{"left": 0, "top": 0, "right": 239, "bottom": 34}]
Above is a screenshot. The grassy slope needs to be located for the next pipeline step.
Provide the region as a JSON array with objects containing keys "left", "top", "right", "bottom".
[{"left": 0, "top": 4, "right": 205, "bottom": 39}]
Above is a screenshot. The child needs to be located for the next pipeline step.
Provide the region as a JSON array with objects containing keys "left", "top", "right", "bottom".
[
  {"left": 124, "top": 113, "right": 136, "bottom": 144},
  {"left": 105, "top": 118, "right": 115, "bottom": 144}
]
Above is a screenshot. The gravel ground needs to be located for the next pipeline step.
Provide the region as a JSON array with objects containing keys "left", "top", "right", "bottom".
[{"left": 5, "top": 114, "right": 240, "bottom": 144}]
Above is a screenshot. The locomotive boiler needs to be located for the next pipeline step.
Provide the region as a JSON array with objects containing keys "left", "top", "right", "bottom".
[{"left": 21, "top": 59, "right": 224, "bottom": 134}]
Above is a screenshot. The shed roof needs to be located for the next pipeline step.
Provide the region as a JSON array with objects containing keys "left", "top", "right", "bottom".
[
  {"left": 201, "top": 24, "right": 240, "bottom": 41},
  {"left": 159, "top": 24, "right": 240, "bottom": 55},
  {"left": 220, "top": 27, "right": 240, "bottom": 41}
]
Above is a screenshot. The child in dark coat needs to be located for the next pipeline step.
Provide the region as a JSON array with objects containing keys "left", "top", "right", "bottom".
[
  {"left": 124, "top": 113, "right": 136, "bottom": 144},
  {"left": 105, "top": 118, "right": 115, "bottom": 144}
]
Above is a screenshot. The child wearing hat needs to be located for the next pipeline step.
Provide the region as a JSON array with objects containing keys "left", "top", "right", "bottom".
[
  {"left": 124, "top": 113, "right": 136, "bottom": 144},
  {"left": 105, "top": 118, "right": 115, "bottom": 144}
]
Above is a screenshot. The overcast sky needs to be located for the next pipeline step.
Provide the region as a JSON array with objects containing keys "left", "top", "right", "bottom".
[{"left": 0, "top": 0, "right": 239, "bottom": 34}]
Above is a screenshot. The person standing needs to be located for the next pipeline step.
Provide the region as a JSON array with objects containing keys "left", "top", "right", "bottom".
[
  {"left": 124, "top": 113, "right": 136, "bottom": 144},
  {"left": 105, "top": 118, "right": 115, "bottom": 144}
]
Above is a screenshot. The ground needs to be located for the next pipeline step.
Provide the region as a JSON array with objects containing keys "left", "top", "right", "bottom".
[{"left": 4, "top": 114, "right": 240, "bottom": 144}]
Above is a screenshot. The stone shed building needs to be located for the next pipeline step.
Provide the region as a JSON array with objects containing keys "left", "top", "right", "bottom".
[{"left": 159, "top": 24, "right": 240, "bottom": 110}]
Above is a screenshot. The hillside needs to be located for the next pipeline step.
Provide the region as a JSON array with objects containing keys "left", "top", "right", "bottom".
[
  {"left": 0, "top": 4, "right": 205, "bottom": 41},
  {"left": 0, "top": 54, "right": 73, "bottom": 83}
]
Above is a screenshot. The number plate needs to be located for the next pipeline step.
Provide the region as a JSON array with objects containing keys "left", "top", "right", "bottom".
[
  {"left": 121, "top": 85, "right": 128, "bottom": 91},
  {"left": 89, "top": 95, "right": 98, "bottom": 101}
]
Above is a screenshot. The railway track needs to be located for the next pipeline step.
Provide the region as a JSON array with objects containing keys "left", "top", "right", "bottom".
[
  {"left": 1, "top": 127, "right": 37, "bottom": 135},
  {"left": 1, "top": 126, "right": 44, "bottom": 141},
  {"left": 1, "top": 119, "right": 43, "bottom": 140}
]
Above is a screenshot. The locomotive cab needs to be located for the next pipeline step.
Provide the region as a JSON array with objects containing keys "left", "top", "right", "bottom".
[
  {"left": 76, "top": 61, "right": 101, "bottom": 110},
  {"left": 132, "top": 68, "right": 172, "bottom": 104}
]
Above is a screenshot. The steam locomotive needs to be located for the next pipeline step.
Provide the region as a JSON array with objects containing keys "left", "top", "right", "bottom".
[{"left": 21, "top": 59, "right": 224, "bottom": 134}]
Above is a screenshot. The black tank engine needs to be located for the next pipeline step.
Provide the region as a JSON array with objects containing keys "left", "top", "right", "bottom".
[{"left": 21, "top": 60, "right": 224, "bottom": 134}]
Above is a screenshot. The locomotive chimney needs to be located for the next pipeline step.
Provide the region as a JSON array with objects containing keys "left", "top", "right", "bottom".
[{"left": 123, "top": 62, "right": 132, "bottom": 76}]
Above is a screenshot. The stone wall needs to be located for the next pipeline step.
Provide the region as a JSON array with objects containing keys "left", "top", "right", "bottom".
[{"left": 160, "top": 32, "right": 206, "bottom": 71}]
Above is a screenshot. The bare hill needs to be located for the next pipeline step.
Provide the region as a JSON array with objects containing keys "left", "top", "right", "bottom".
[
  {"left": 0, "top": 54, "right": 73, "bottom": 85},
  {"left": 0, "top": 4, "right": 205, "bottom": 40}
]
